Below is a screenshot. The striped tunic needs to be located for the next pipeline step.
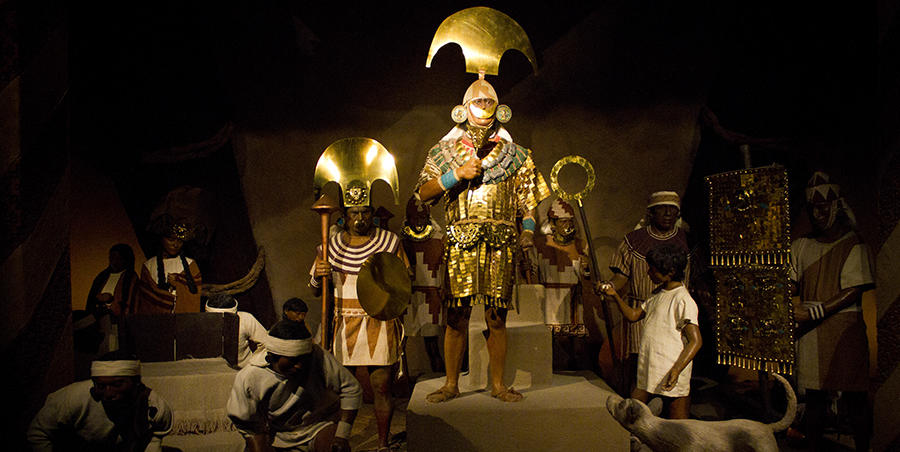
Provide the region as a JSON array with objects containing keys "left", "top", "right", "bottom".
[{"left": 311, "top": 228, "right": 409, "bottom": 366}]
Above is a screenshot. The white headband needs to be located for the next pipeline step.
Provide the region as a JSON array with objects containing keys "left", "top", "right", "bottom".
[
  {"left": 266, "top": 336, "right": 313, "bottom": 357},
  {"left": 205, "top": 300, "right": 238, "bottom": 314},
  {"left": 91, "top": 360, "right": 141, "bottom": 377}
]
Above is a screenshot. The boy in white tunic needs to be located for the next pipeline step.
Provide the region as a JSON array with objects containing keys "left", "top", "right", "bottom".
[
  {"left": 226, "top": 320, "right": 362, "bottom": 452},
  {"left": 600, "top": 243, "right": 701, "bottom": 420}
]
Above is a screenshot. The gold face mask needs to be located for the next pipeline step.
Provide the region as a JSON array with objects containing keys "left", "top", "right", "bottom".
[{"left": 467, "top": 98, "right": 497, "bottom": 120}]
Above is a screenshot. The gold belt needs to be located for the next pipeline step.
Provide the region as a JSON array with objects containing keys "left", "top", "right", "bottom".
[{"left": 447, "top": 221, "right": 516, "bottom": 250}]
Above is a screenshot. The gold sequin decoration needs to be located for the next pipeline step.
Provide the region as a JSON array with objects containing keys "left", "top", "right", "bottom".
[{"left": 706, "top": 165, "right": 793, "bottom": 374}]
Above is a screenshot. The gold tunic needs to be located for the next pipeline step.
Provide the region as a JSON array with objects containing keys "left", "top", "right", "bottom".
[{"left": 417, "top": 126, "right": 549, "bottom": 308}]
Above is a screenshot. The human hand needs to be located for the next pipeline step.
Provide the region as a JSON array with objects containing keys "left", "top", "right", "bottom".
[
  {"left": 596, "top": 281, "right": 616, "bottom": 297},
  {"left": 315, "top": 261, "right": 332, "bottom": 279},
  {"left": 456, "top": 157, "right": 483, "bottom": 181},
  {"left": 662, "top": 368, "right": 681, "bottom": 391},
  {"left": 166, "top": 273, "right": 179, "bottom": 286},
  {"left": 793, "top": 302, "right": 813, "bottom": 323},
  {"left": 518, "top": 230, "right": 534, "bottom": 249},
  {"left": 331, "top": 437, "right": 351, "bottom": 452}
]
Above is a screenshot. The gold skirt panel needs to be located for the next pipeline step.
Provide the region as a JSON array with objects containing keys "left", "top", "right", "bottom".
[{"left": 446, "top": 237, "right": 516, "bottom": 306}]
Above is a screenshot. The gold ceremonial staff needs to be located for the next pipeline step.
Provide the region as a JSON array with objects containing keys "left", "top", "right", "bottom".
[{"left": 549, "top": 156, "right": 621, "bottom": 392}]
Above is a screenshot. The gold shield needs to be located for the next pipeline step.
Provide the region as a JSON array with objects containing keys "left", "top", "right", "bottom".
[{"left": 357, "top": 252, "right": 411, "bottom": 321}]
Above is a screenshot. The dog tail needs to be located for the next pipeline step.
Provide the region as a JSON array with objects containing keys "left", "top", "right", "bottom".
[{"left": 767, "top": 372, "right": 797, "bottom": 432}]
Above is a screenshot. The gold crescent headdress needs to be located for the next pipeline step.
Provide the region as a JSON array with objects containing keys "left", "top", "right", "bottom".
[
  {"left": 426, "top": 6, "right": 538, "bottom": 77},
  {"left": 313, "top": 137, "right": 400, "bottom": 208}
]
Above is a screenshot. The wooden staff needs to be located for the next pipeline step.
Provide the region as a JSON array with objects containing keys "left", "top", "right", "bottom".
[{"left": 311, "top": 194, "right": 340, "bottom": 350}]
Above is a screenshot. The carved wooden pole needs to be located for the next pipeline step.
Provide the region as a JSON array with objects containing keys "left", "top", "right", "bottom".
[{"left": 312, "top": 194, "right": 340, "bottom": 350}]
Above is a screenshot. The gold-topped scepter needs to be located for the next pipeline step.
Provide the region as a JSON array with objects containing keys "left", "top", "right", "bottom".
[{"left": 549, "top": 156, "right": 621, "bottom": 390}]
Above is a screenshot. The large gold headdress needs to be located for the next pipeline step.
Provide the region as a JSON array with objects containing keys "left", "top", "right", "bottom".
[
  {"left": 427, "top": 7, "right": 538, "bottom": 126},
  {"left": 313, "top": 137, "right": 400, "bottom": 208}
]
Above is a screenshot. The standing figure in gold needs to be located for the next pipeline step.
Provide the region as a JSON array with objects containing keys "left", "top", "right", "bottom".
[{"left": 417, "top": 78, "right": 549, "bottom": 403}]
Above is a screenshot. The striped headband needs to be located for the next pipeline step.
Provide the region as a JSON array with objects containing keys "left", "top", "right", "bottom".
[{"left": 647, "top": 191, "right": 680, "bottom": 209}]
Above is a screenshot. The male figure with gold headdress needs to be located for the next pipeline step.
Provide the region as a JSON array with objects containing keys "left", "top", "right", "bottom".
[
  {"left": 791, "top": 172, "right": 874, "bottom": 452},
  {"left": 400, "top": 196, "right": 446, "bottom": 373},
  {"left": 416, "top": 78, "right": 550, "bottom": 403},
  {"left": 28, "top": 351, "right": 173, "bottom": 452},
  {"left": 309, "top": 199, "right": 410, "bottom": 451},
  {"left": 135, "top": 214, "right": 203, "bottom": 314},
  {"left": 597, "top": 191, "right": 709, "bottom": 394},
  {"left": 528, "top": 198, "right": 592, "bottom": 370}
]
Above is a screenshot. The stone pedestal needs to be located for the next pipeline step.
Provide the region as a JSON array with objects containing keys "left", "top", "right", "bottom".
[
  {"left": 460, "top": 284, "right": 552, "bottom": 390},
  {"left": 408, "top": 372, "right": 629, "bottom": 452},
  {"left": 409, "top": 285, "right": 629, "bottom": 451}
]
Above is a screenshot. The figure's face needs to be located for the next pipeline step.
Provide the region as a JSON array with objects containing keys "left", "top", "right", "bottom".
[
  {"left": 284, "top": 311, "right": 306, "bottom": 322},
  {"left": 92, "top": 376, "right": 137, "bottom": 409},
  {"left": 647, "top": 265, "right": 672, "bottom": 285},
  {"left": 272, "top": 353, "right": 311, "bottom": 379},
  {"left": 407, "top": 210, "right": 431, "bottom": 233},
  {"left": 553, "top": 218, "right": 576, "bottom": 237},
  {"left": 467, "top": 98, "right": 496, "bottom": 127},
  {"left": 108, "top": 251, "right": 127, "bottom": 272},
  {"left": 648, "top": 205, "right": 680, "bottom": 232},
  {"left": 345, "top": 207, "right": 374, "bottom": 236},
  {"left": 162, "top": 236, "right": 184, "bottom": 258},
  {"left": 809, "top": 201, "right": 834, "bottom": 232}
]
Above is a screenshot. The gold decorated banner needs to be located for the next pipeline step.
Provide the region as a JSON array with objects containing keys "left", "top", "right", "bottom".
[
  {"left": 712, "top": 265, "right": 793, "bottom": 373},
  {"left": 706, "top": 165, "right": 793, "bottom": 374}
]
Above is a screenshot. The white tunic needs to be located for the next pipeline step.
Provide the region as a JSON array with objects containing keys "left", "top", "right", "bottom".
[
  {"left": 226, "top": 346, "right": 362, "bottom": 449},
  {"left": 636, "top": 285, "right": 699, "bottom": 397},
  {"left": 236, "top": 311, "right": 268, "bottom": 368},
  {"left": 27, "top": 380, "right": 173, "bottom": 452}
]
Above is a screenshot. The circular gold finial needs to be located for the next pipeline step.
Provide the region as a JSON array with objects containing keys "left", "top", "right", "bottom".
[{"left": 549, "top": 155, "right": 595, "bottom": 201}]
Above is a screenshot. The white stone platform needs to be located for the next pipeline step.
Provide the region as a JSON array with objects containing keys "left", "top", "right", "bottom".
[
  {"left": 408, "top": 285, "right": 629, "bottom": 452},
  {"left": 408, "top": 372, "right": 629, "bottom": 452}
]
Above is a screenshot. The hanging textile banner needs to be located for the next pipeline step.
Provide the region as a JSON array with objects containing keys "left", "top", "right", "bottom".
[{"left": 706, "top": 165, "right": 793, "bottom": 374}]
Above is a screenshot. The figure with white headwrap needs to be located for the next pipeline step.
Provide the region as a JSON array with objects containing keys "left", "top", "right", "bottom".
[
  {"left": 205, "top": 294, "right": 268, "bottom": 368},
  {"left": 528, "top": 198, "right": 592, "bottom": 370},
  {"left": 790, "top": 172, "right": 874, "bottom": 452},
  {"left": 227, "top": 320, "right": 362, "bottom": 452},
  {"left": 597, "top": 191, "right": 709, "bottom": 395},
  {"left": 27, "top": 351, "right": 173, "bottom": 452},
  {"left": 400, "top": 195, "right": 446, "bottom": 373}
]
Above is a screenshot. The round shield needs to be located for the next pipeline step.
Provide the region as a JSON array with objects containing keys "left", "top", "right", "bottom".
[{"left": 356, "top": 252, "right": 411, "bottom": 321}]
